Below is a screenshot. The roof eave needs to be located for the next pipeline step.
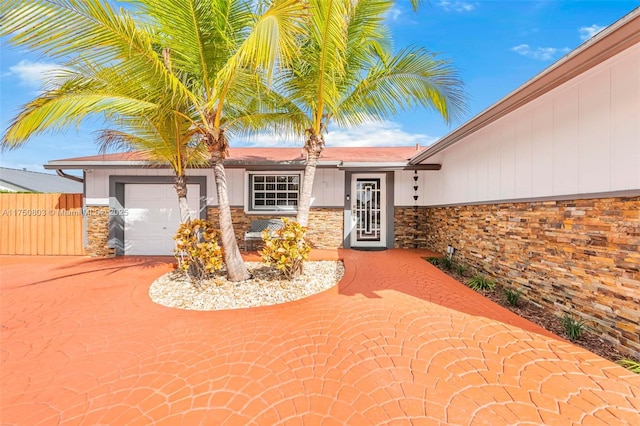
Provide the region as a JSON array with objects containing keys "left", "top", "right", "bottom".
[{"left": 44, "top": 160, "right": 156, "bottom": 170}]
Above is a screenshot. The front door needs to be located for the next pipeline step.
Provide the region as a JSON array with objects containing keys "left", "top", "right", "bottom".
[{"left": 350, "top": 174, "right": 386, "bottom": 247}]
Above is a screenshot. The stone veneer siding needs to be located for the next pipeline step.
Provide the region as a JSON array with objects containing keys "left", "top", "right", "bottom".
[
  {"left": 207, "top": 207, "right": 344, "bottom": 250},
  {"left": 422, "top": 196, "right": 640, "bottom": 357},
  {"left": 85, "top": 206, "right": 115, "bottom": 257},
  {"left": 394, "top": 207, "right": 429, "bottom": 248}
]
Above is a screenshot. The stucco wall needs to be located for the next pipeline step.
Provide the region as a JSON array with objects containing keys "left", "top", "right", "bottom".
[
  {"left": 422, "top": 196, "right": 640, "bottom": 358},
  {"left": 424, "top": 43, "right": 640, "bottom": 206}
]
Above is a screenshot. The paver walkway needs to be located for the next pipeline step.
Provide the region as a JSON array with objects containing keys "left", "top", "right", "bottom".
[{"left": 1, "top": 250, "right": 639, "bottom": 425}]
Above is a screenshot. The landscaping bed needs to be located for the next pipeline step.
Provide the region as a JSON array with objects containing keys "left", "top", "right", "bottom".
[
  {"left": 424, "top": 257, "right": 629, "bottom": 365},
  {"left": 150, "top": 260, "right": 344, "bottom": 311}
]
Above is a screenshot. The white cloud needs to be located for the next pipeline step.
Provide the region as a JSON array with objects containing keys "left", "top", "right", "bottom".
[
  {"left": 579, "top": 24, "right": 605, "bottom": 41},
  {"left": 324, "top": 122, "right": 438, "bottom": 147},
  {"left": 510, "top": 44, "right": 570, "bottom": 61},
  {"left": 7, "top": 60, "right": 60, "bottom": 88},
  {"left": 438, "top": 1, "right": 476, "bottom": 13},
  {"left": 386, "top": 5, "right": 402, "bottom": 21},
  {"left": 240, "top": 122, "right": 438, "bottom": 148}
]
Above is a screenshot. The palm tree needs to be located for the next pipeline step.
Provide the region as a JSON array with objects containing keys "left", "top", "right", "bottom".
[
  {"left": 1, "top": 0, "right": 304, "bottom": 281},
  {"left": 263, "top": 0, "right": 467, "bottom": 226},
  {"left": 97, "top": 112, "right": 210, "bottom": 224}
]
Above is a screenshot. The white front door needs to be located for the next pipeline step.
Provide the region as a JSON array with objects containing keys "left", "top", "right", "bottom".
[
  {"left": 350, "top": 174, "right": 386, "bottom": 247},
  {"left": 124, "top": 183, "right": 200, "bottom": 255}
]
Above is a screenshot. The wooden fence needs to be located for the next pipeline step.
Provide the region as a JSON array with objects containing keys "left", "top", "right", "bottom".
[{"left": 0, "top": 193, "right": 85, "bottom": 255}]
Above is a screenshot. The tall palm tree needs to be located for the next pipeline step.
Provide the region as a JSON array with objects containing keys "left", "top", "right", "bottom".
[
  {"left": 1, "top": 0, "right": 305, "bottom": 281},
  {"left": 264, "top": 0, "right": 467, "bottom": 226}
]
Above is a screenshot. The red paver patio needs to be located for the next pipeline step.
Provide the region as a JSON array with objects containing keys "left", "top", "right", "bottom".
[{"left": 1, "top": 249, "right": 639, "bottom": 425}]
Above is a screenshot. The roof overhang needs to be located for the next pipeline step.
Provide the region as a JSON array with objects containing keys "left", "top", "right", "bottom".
[
  {"left": 409, "top": 7, "right": 640, "bottom": 165},
  {"left": 44, "top": 160, "right": 154, "bottom": 170},
  {"left": 338, "top": 162, "right": 441, "bottom": 171},
  {"left": 44, "top": 159, "right": 434, "bottom": 171}
]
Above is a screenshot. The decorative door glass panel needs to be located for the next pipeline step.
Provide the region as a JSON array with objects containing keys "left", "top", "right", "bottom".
[{"left": 355, "top": 178, "right": 381, "bottom": 242}]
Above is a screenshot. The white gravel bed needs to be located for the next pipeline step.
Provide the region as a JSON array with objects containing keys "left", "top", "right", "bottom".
[{"left": 149, "top": 261, "right": 344, "bottom": 311}]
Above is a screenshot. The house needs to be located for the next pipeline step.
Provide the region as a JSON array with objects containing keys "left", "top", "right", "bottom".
[
  {"left": 43, "top": 146, "right": 434, "bottom": 256},
  {"left": 44, "top": 9, "right": 639, "bottom": 356},
  {"left": 0, "top": 167, "right": 82, "bottom": 193}
]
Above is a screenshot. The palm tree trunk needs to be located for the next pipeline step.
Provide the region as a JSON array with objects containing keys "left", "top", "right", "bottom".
[
  {"left": 174, "top": 175, "right": 192, "bottom": 223},
  {"left": 212, "top": 156, "right": 250, "bottom": 281},
  {"left": 297, "top": 135, "right": 324, "bottom": 226}
]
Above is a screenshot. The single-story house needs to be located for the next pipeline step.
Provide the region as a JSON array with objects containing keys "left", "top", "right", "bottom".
[
  {"left": 0, "top": 167, "right": 83, "bottom": 193},
  {"left": 45, "top": 9, "right": 639, "bottom": 355}
]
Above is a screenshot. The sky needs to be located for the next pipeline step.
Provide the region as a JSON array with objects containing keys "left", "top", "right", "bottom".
[{"left": 1, "top": 0, "right": 639, "bottom": 174}]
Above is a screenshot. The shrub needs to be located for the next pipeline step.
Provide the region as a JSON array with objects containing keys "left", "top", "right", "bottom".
[
  {"left": 260, "top": 218, "right": 311, "bottom": 279},
  {"left": 467, "top": 274, "right": 496, "bottom": 291},
  {"left": 616, "top": 359, "right": 640, "bottom": 374},
  {"left": 174, "top": 219, "right": 224, "bottom": 283},
  {"left": 425, "top": 256, "right": 441, "bottom": 266},
  {"left": 504, "top": 287, "right": 523, "bottom": 307},
  {"left": 453, "top": 263, "right": 467, "bottom": 276},
  {"left": 440, "top": 257, "right": 456, "bottom": 271},
  {"left": 560, "top": 313, "right": 587, "bottom": 341},
  {"left": 425, "top": 256, "right": 458, "bottom": 272}
]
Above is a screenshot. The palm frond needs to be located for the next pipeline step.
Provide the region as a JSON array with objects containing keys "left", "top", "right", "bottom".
[
  {"left": 3, "top": 92, "right": 158, "bottom": 150},
  {"left": 218, "top": 0, "right": 306, "bottom": 86},
  {"left": 1, "top": 0, "right": 196, "bottom": 109},
  {"left": 333, "top": 46, "right": 467, "bottom": 127}
]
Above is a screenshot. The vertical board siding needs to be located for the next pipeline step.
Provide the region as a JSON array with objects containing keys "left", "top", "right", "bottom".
[
  {"left": 424, "top": 43, "right": 640, "bottom": 206},
  {"left": 0, "top": 193, "right": 84, "bottom": 255}
]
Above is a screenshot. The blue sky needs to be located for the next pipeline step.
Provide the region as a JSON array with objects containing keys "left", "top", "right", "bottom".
[{"left": 1, "top": 0, "right": 638, "bottom": 173}]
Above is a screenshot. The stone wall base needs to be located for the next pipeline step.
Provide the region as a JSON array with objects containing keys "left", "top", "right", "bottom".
[
  {"left": 85, "top": 206, "right": 115, "bottom": 257},
  {"left": 422, "top": 196, "right": 640, "bottom": 358},
  {"left": 207, "top": 207, "right": 344, "bottom": 250},
  {"left": 394, "top": 207, "right": 429, "bottom": 248}
]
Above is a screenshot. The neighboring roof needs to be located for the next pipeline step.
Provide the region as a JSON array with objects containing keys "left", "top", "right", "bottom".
[
  {"left": 45, "top": 146, "right": 437, "bottom": 170},
  {"left": 410, "top": 7, "right": 640, "bottom": 165},
  {"left": 0, "top": 167, "right": 83, "bottom": 193}
]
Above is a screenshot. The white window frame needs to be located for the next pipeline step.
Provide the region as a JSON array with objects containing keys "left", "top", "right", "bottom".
[{"left": 244, "top": 171, "right": 302, "bottom": 214}]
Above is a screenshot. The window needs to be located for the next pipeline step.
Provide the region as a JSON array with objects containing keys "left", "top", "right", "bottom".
[{"left": 248, "top": 173, "right": 300, "bottom": 212}]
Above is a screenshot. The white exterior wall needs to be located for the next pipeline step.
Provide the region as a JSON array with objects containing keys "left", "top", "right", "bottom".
[
  {"left": 424, "top": 42, "right": 640, "bottom": 206},
  {"left": 394, "top": 170, "right": 435, "bottom": 206},
  {"left": 85, "top": 167, "right": 345, "bottom": 208},
  {"left": 310, "top": 168, "right": 345, "bottom": 207},
  {"left": 84, "top": 168, "right": 216, "bottom": 206}
]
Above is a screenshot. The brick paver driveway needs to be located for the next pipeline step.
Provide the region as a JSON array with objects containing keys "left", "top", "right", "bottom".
[{"left": 1, "top": 250, "right": 639, "bottom": 425}]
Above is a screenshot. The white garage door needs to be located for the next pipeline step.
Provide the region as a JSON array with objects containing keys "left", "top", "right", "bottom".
[{"left": 124, "top": 183, "right": 200, "bottom": 255}]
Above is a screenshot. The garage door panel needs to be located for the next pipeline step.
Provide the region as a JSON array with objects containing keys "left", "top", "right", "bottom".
[
  {"left": 124, "top": 184, "right": 200, "bottom": 255},
  {"left": 124, "top": 237, "right": 176, "bottom": 256},
  {"left": 126, "top": 184, "right": 164, "bottom": 199}
]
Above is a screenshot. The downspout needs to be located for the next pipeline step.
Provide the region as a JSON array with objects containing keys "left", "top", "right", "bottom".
[{"left": 56, "top": 169, "right": 84, "bottom": 183}]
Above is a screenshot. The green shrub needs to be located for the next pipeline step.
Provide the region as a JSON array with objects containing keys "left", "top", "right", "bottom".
[
  {"left": 467, "top": 274, "right": 496, "bottom": 291},
  {"left": 174, "top": 219, "right": 224, "bottom": 283},
  {"left": 616, "top": 359, "right": 640, "bottom": 374},
  {"left": 453, "top": 263, "right": 467, "bottom": 276},
  {"left": 439, "top": 257, "right": 455, "bottom": 271},
  {"left": 260, "top": 218, "right": 311, "bottom": 279},
  {"left": 504, "top": 287, "right": 523, "bottom": 307},
  {"left": 425, "top": 256, "right": 441, "bottom": 266},
  {"left": 560, "top": 313, "right": 587, "bottom": 341},
  {"left": 425, "top": 256, "right": 458, "bottom": 271}
]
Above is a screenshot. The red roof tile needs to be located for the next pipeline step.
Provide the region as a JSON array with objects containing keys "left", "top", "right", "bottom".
[{"left": 51, "top": 147, "right": 421, "bottom": 164}]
